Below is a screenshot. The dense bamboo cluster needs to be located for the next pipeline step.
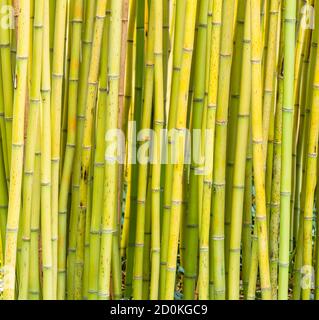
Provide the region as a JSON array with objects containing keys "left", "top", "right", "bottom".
[{"left": 1, "top": 0, "right": 319, "bottom": 301}]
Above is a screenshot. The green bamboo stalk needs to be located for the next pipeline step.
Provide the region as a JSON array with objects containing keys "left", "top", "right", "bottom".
[
  {"left": 250, "top": 0, "right": 272, "bottom": 300},
  {"left": 247, "top": 225, "right": 258, "bottom": 300},
  {"left": 87, "top": 9, "right": 110, "bottom": 300},
  {"left": 315, "top": 157, "right": 319, "bottom": 300},
  {"left": 82, "top": 150, "right": 94, "bottom": 300},
  {"left": 142, "top": 173, "right": 152, "bottom": 300},
  {"left": 28, "top": 130, "right": 41, "bottom": 300},
  {"left": 211, "top": 0, "right": 236, "bottom": 300},
  {"left": 66, "top": 0, "right": 95, "bottom": 301},
  {"left": 18, "top": 0, "right": 44, "bottom": 300},
  {"left": 60, "top": 0, "right": 72, "bottom": 169},
  {"left": 40, "top": 0, "right": 53, "bottom": 300},
  {"left": 121, "top": 0, "right": 136, "bottom": 257},
  {"left": 159, "top": 0, "right": 186, "bottom": 299},
  {"left": 51, "top": 0, "right": 68, "bottom": 299},
  {"left": 56, "top": 0, "right": 83, "bottom": 300},
  {"left": 98, "top": 0, "right": 122, "bottom": 300},
  {"left": 3, "top": 0, "right": 30, "bottom": 300},
  {"left": 125, "top": 0, "right": 145, "bottom": 298},
  {"left": 269, "top": 75, "right": 283, "bottom": 300},
  {"left": 0, "top": 60, "right": 9, "bottom": 184},
  {"left": 164, "top": 0, "right": 197, "bottom": 300},
  {"left": 278, "top": 0, "right": 296, "bottom": 300},
  {"left": 198, "top": 0, "right": 222, "bottom": 300},
  {"left": 74, "top": 0, "right": 108, "bottom": 300},
  {"left": 49, "top": 0, "right": 56, "bottom": 68},
  {"left": 149, "top": 0, "right": 165, "bottom": 300},
  {"left": 0, "top": 70, "right": 7, "bottom": 248},
  {"left": 242, "top": 121, "right": 252, "bottom": 299},
  {"left": 301, "top": 31, "right": 319, "bottom": 299},
  {"left": 0, "top": 0, "right": 14, "bottom": 170},
  {"left": 262, "top": 0, "right": 280, "bottom": 163},
  {"left": 293, "top": 0, "right": 319, "bottom": 299},
  {"left": 228, "top": 0, "right": 251, "bottom": 300},
  {"left": 225, "top": 1, "right": 245, "bottom": 275},
  {"left": 183, "top": 0, "right": 208, "bottom": 300},
  {"left": 0, "top": 132, "right": 7, "bottom": 258},
  {"left": 120, "top": 0, "right": 136, "bottom": 260},
  {"left": 293, "top": 27, "right": 312, "bottom": 253},
  {"left": 132, "top": 0, "right": 155, "bottom": 299}
]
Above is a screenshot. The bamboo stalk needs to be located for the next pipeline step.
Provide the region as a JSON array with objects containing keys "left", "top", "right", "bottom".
[
  {"left": 228, "top": 0, "right": 251, "bottom": 300},
  {"left": 250, "top": 0, "right": 272, "bottom": 300},
  {"left": 132, "top": 0, "right": 155, "bottom": 299},
  {"left": 98, "top": 0, "right": 122, "bottom": 300},
  {"left": 278, "top": 0, "right": 296, "bottom": 300},
  {"left": 3, "top": 0, "right": 30, "bottom": 300},
  {"left": 211, "top": 0, "right": 236, "bottom": 300},
  {"left": 18, "top": 0, "right": 44, "bottom": 300},
  {"left": 51, "top": 0, "right": 68, "bottom": 300},
  {"left": 149, "top": 0, "right": 165, "bottom": 300},
  {"left": 184, "top": 0, "right": 209, "bottom": 300},
  {"left": 66, "top": 0, "right": 96, "bottom": 301},
  {"left": 87, "top": 8, "right": 110, "bottom": 300},
  {"left": 164, "top": 0, "right": 197, "bottom": 300},
  {"left": 159, "top": 0, "right": 186, "bottom": 299},
  {"left": 40, "top": 0, "right": 53, "bottom": 300},
  {"left": 301, "top": 26, "right": 319, "bottom": 300}
]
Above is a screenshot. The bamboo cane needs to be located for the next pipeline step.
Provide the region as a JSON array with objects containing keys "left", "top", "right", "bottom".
[
  {"left": 98, "top": 0, "right": 122, "bottom": 300},
  {"left": 0, "top": 0, "right": 14, "bottom": 170},
  {"left": 278, "top": 0, "right": 296, "bottom": 300},
  {"left": 211, "top": 0, "right": 236, "bottom": 300},
  {"left": 66, "top": 0, "right": 95, "bottom": 300},
  {"left": 228, "top": 0, "right": 251, "bottom": 300},
  {"left": 3, "top": 0, "right": 30, "bottom": 300},
  {"left": 149, "top": 0, "right": 165, "bottom": 300},
  {"left": 301, "top": 27, "right": 319, "bottom": 299},
  {"left": 164, "top": 0, "right": 197, "bottom": 300},
  {"left": 125, "top": 0, "right": 145, "bottom": 298},
  {"left": 18, "top": 0, "right": 44, "bottom": 300},
  {"left": 159, "top": 0, "right": 186, "bottom": 299},
  {"left": 87, "top": 9, "right": 110, "bottom": 300},
  {"left": 51, "top": 0, "right": 68, "bottom": 299},
  {"left": 132, "top": 0, "right": 155, "bottom": 299},
  {"left": 250, "top": 0, "right": 272, "bottom": 300},
  {"left": 183, "top": 0, "right": 209, "bottom": 300},
  {"left": 40, "top": 0, "right": 53, "bottom": 300},
  {"left": 28, "top": 128, "right": 41, "bottom": 300}
]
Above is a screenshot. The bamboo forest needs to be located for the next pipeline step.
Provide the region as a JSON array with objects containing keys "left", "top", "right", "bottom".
[{"left": 0, "top": 0, "right": 319, "bottom": 301}]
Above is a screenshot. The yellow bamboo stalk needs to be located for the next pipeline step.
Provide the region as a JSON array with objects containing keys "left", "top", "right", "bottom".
[{"left": 3, "top": 0, "right": 30, "bottom": 300}]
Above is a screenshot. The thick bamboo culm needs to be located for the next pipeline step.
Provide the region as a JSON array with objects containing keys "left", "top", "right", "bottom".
[{"left": 1, "top": 0, "right": 319, "bottom": 301}]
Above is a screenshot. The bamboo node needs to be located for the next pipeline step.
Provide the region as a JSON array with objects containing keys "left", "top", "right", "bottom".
[
  {"left": 307, "top": 152, "right": 317, "bottom": 158},
  {"left": 166, "top": 266, "right": 176, "bottom": 272},
  {"left": 52, "top": 72, "right": 63, "bottom": 79},
  {"left": 101, "top": 229, "right": 113, "bottom": 235},
  {"left": 184, "top": 274, "right": 197, "bottom": 280},
  {"left": 251, "top": 58, "right": 261, "bottom": 64},
  {"left": 215, "top": 120, "right": 228, "bottom": 126},
  {"left": 255, "top": 216, "right": 267, "bottom": 221},
  {"left": 229, "top": 248, "right": 241, "bottom": 253},
  {"left": 186, "top": 224, "right": 198, "bottom": 229},
  {"left": 280, "top": 191, "right": 291, "bottom": 197},
  {"left": 42, "top": 265, "right": 52, "bottom": 270},
  {"left": 211, "top": 235, "right": 224, "bottom": 241},
  {"left": 303, "top": 216, "right": 314, "bottom": 221},
  {"left": 282, "top": 106, "right": 294, "bottom": 113}
]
